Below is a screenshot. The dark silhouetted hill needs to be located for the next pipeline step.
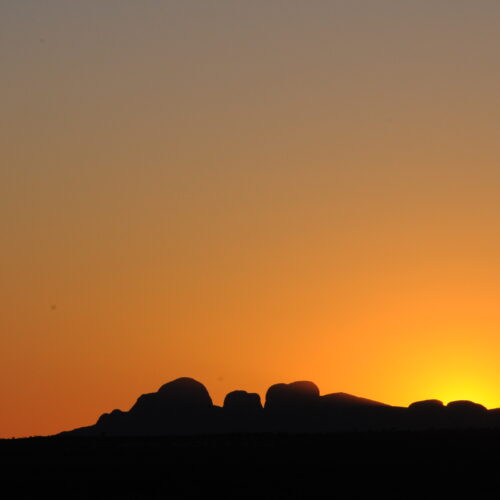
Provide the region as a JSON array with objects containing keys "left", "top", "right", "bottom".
[
  {"left": 58, "top": 377, "right": 500, "bottom": 437},
  {"left": 5, "top": 377, "right": 500, "bottom": 498}
]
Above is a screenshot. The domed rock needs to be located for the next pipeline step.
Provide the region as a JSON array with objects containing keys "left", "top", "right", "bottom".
[
  {"left": 223, "top": 390, "right": 262, "bottom": 412},
  {"left": 408, "top": 399, "right": 445, "bottom": 411},
  {"left": 96, "top": 409, "right": 126, "bottom": 426},
  {"left": 447, "top": 400, "right": 487, "bottom": 413},
  {"left": 446, "top": 401, "right": 488, "bottom": 427},
  {"left": 265, "top": 381, "right": 320, "bottom": 410},
  {"left": 157, "top": 377, "right": 213, "bottom": 407},
  {"left": 265, "top": 383, "right": 288, "bottom": 407},
  {"left": 288, "top": 381, "right": 320, "bottom": 398},
  {"left": 130, "top": 377, "right": 213, "bottom": 415}
]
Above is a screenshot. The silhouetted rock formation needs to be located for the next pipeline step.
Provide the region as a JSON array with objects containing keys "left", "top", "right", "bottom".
[
  {"left": 321, "top": 392, "right": 388, "bottom": 408},
  {"left": 224, "top": 390, "right": 262, "bottom": 412},
  {"left": 84, "top": 377, "right": 217, "bottom": 436},
  {"left": 408, "top": 399, "right": 445, "bottom": 411},
  {"left": 59, "top": 377, "right": 500, "bottom": 437},
  {"left": 221, "top": 390, "right": 264, "bottom": 432},
  {"left": 447, "top": 400, "right": 487, "bottom": 414},
  {"left": 130, "top": 377, "right": 213, "bottom": 416},
  {"left": 265, "top": 381, "right": 320, "bottom": 410},
  {"left": 405, "top": 399, "right": 447, "bottom": 429},
  {"left": 444, "top": 400, "right": 488, "bottom": 427},
  {"left": 96, "top": 409, "right": 126, "bottom": 426},
  {"left": 316, "top": 391, "right": 402, "bottom": 432}
]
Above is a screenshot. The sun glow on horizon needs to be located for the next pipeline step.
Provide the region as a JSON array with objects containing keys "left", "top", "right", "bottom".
[{"left": 416, "top": 362, "right": 500, "bottom": 410}]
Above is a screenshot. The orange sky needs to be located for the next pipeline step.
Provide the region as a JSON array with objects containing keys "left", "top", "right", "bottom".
[{"left": 2, "top": 1, "right": 500, "bottom": 437}]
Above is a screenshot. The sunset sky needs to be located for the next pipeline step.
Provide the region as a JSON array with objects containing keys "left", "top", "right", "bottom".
[{"left": 2, "top": 1, "right": 500, "bottom": 437}]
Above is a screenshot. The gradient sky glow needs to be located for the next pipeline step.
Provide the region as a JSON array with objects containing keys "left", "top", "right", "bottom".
[{"left": 2, "top": 1, "right": 500, "bottom": 437}]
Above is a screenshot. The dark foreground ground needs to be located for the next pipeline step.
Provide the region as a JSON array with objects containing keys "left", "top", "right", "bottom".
[{"left": 2, "top": 430, "right": 500, "bottom": 498}]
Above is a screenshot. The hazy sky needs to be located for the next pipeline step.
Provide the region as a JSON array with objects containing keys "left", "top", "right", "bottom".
[{"left": 2, "top": 1, "right": 500, "bottom": 437}]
